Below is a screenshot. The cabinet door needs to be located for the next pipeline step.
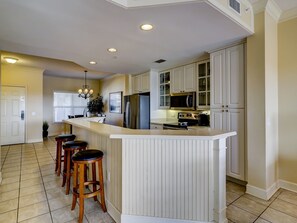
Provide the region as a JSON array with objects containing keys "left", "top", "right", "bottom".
[
  {"left": 171, "top": 66, "right": 184, "bottom": 93},
  {"left": 132, "top": 75, "right": 141, "bottom": 94},
  {"left": 159, "top": 71, "right": 171, "bottom": 108},
  {"left": 197, "top": 60, "right": 210, "bottom": 109},
  {"left": 225, "top": 44, "right": 245, "bottom": 108},
  {"left": 210, "top": 50, "right": 225, "bottom": 109},
  {"left": 141, "top": 72, "right": 150, "bottom": 93},
  {"left": 225, "top": 109, "right": 245, "bottom": 180},
  {"left": 211, "top": 108, "right": 245, "bottom": 180},
  {"left": 210, "top": 109, "right": 225, "bottom": 130},
  {"left": 184, "top": 63, "right": 196, "bottom": 92}
]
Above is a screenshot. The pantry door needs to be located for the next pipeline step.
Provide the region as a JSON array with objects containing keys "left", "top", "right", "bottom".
[{"left": 1, "top": 86, "right": 25, "bottom": 145}]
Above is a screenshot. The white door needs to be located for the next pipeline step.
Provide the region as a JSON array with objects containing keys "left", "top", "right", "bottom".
[{"left": 1, "top": 86, "right": 25, "bottom": 145}]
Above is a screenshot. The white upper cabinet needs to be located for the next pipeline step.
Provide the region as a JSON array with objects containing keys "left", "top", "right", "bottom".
[
  {"left": 197, "top": 60, "right": 210, "bottom": 109},
  {"left": 132, "top": 72, "right": 150, "bottom": 94},
  {"left": 184, "top": 63, "right": 196, "bottom": 92},
  {"left": 226, "top": 45, "right": 245, "bottom": 108},
  {"left": 210, "top": 44, "right": 244, "bottom": 109},
  {"left": 171, "top": 66, "right": 184, "bottom": 93},
  {"left": 171, "top": 63, "right": 196, "bottom": 94}
]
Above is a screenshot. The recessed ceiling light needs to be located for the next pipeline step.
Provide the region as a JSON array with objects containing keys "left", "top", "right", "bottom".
[
  {"left": 108, "top": 48, "right": 117, "bottom": 53},
  {"left": 4, "top": 57, "right": 18, "bottom": 64},
  {"left": 89, "top": 61, "right": 97, "bottom": 65},
  {"left": 140, "top": 24, "right": 153, "bottom": 31}
]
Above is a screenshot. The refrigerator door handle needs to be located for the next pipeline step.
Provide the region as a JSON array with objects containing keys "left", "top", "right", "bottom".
[{"left": 125, "top": 101, "right": 130, "bottom": 128}]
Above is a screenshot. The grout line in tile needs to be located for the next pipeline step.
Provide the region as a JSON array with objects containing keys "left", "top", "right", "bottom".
[
  {"left": 33, "top": 143, "right": 54, "bottom": 223},
  {"left": 251, "top": 191, "right": 280, "bottom": 223}
]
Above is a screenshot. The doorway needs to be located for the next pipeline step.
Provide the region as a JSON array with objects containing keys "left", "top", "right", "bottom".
[{"left": 1, "top": 86, "right": 26, "bottom": 145}]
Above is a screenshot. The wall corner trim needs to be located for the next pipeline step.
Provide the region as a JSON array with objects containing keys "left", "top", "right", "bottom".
[
  {"left": 279, "top": 6, "right": 297, "bottom": 23},
  {"left": 266, "top": 0, "right": 282, "bottom": 21},
  {"left": 246, "top": 182, "right": 279, "bottom": 200},
  {"left": 278, "top": 180, "right": 297, "bottom": 194}
]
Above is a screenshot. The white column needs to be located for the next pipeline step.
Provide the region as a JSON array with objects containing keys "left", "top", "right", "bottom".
[{"left": 212, "top": 138, "right": 227, "bottom": 223}]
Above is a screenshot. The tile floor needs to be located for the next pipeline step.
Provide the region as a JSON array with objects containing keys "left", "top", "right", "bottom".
[
  {"left": 226, "top": 181, "right": 297, "bottom": 223},
  {"left": 1, "top": 138, "right": 297, "bottom": 223},
  {"left": 0, "top": 138, "right": 115, "bottom": 223}
]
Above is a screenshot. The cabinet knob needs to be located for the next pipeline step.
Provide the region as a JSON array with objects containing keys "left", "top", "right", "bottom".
[
  {"left": 222, "top": 110, "right": 224, "bottom": 112},
  {"left": 226, "top": 110, "right": 229, "bottom": 112},
  {"left": 222, "top": 105, "right": 225, "bottom": 108},
  {"left": 226, "top": 105, "right": 229, "bottom": 108}
]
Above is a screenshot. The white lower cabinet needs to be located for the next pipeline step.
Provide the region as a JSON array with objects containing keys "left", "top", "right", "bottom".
[{"left": 211, "top": 108, "right": 245, "bottom": 180}]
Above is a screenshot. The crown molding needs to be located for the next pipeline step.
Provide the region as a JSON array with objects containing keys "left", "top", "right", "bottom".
[
  {"left": 107, "top": 0, "right": 200, "bottom": 8},
  {"left": 266, "top": 0, "right": 282, "bottom": 21},
  {"left": 279, "top": 6, "right": 297, "bottom": 23},
  {"left": 252, "top": 0, "right": 268, "bottom": 14},
  {"left": 252, "top": 0, "right": 281, "bottom": 21}
]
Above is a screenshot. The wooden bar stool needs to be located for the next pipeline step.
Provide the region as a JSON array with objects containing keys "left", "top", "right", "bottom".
[
  {"left": 55, "top": 134, "right": 76, "bottom": 176},
  {"left": 71, "top": 149, "right": 107, "bottom": 223},
  {"left": 62, "top": 140, "right": 88, "bottom": 195}
]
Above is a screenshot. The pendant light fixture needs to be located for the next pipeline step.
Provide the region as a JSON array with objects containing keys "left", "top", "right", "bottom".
[{"left": 78, "top": 70, "right": 93, "bottom": 99}]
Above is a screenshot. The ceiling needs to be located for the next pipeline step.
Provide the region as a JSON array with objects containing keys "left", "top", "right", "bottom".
[{"left": 0, "top": 0, "right": 295, "bottom": 79}]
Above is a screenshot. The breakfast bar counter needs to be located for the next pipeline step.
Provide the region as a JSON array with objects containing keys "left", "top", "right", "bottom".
[{"left": 64, "top": 118, "right": 236, "bottom": 223}]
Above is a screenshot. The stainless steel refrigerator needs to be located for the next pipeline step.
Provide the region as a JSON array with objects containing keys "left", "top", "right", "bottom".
[{"left": 123, "top": 94, "right": 150, "bottom": 129}]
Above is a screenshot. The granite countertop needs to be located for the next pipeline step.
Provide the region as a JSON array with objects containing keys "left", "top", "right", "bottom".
[
  {"left": 150, "top": 118, "right": 178, "bottom": 125},
  {"left": 65, "top": 118, "right": 236, "bottom": 140}
]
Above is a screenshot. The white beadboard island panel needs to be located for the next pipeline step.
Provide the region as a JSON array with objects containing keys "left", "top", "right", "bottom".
[{"left": 65, "top": 118, "right": 236, "bottom": 223}]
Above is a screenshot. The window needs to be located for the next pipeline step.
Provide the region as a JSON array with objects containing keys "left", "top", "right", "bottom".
[{"left": 53, "top": 92, "right": 89, "bottom": 122}]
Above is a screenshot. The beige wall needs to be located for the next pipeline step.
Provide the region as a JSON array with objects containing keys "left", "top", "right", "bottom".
[
  {"left": 43, "top": 75, "right": 100, "bottom": 136},
  {"left": 247, "top": 12, "right": 266, "bottom": 189},
  {"left": 1, "top": 64, "right": 44, "bottom": 143},
  {"left": 278, "top": 17, "right": 297, "bottom": 184},
  {"left": 99, "top": 75, "right": 126, "bottom": 127}
]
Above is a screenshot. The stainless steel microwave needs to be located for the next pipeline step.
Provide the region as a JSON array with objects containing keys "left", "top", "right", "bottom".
[{"left": 170, "top": 92, "right": 196, "bottom": 110}]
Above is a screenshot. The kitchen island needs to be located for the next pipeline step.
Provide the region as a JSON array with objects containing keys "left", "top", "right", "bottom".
[{"left": 64, "top": 118, "right": 236, "bottom": 223}]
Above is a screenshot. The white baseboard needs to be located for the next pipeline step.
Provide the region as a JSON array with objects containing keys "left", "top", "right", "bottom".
[
  {"left": 27, "top": 138, "right": 43, "bottom": 143},
  {"left": 106, "top": 200, "right": 121, "bottom": 223},
  {"left": 278, "top": 180, "right": 297, "bottom": 194},
  {"left": 246, "top": 182, "right": 279, "bottom": 200},
  {"left": 121, "top": 215, "right": 208, "bottom": 223}
]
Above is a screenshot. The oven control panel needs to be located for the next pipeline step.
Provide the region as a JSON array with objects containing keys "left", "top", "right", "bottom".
[{"left": 178, "top": 112, "right": 200, "bottom": 120}]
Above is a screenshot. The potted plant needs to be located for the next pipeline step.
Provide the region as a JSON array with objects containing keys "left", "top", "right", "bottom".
[
  {"left": 42, "top": 121, "right": 49, "bottom": 138},
  {"left": 87, "top": 95, "right": 104, "bottom": 116}
]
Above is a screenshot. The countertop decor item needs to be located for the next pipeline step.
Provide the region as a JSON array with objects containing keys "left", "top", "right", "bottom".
[
  {"left": 87, "top": 95, "right": 104, "bottom": 115},
  {"left": 42, "top": 121, "right": 49, "bottom": 138},
  {"left": 78, "top": 70, "right": 93, "bottom": 99}
]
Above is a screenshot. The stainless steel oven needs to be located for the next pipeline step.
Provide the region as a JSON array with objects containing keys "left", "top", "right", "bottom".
[{"left": 162, "top": 111, "right": 210, "bottom": 130}]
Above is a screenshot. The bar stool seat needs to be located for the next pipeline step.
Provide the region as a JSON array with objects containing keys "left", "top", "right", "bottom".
[
  {"left": 71, "top": 149, "right": 107, "bottom": 223},
  {"left": 55, "top": 134, "right": 76, "bottom": 176},
  {"left": 62, "top": 140, "right": 88, "bottom": 195}
]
